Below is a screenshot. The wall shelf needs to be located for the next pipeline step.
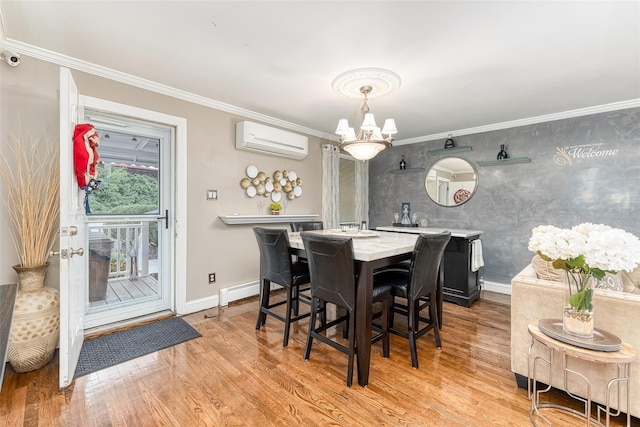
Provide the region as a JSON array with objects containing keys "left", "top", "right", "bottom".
[
  {"left": 387, "top": 167, "right": 425, "bottom": 174},
  {"left": 476, "top": 157, "right": 531, "bottom": 167},
  {"left": 428, "top": 146, "right": 472, "bottom": 155},
  {"left": 219, "top": 214, "right": 319, "bottom": 225}
]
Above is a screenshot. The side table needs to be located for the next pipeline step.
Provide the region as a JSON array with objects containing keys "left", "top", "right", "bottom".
[{"left": 528, "top": 320, "right": 637, "bottom": 426}]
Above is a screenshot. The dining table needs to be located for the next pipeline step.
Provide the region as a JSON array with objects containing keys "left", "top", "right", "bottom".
[{"left": 288, "top": 229, "right": 444, "bottom": 387}]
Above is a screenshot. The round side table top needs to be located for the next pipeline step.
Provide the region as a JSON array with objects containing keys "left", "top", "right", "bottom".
[{"left": 528, "top": 320, "right": 637, "bottom": 364}]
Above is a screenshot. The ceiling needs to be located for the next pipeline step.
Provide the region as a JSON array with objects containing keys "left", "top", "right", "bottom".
[{"left": 1, "top": 1, "right": 639, "bottom": 144}]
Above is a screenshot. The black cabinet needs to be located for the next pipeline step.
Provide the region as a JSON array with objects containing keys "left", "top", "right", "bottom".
[
  {"left": 375, "top": 227, "right": 483, "bottom": 308},
  {"left": 442, "top": 237, "right": 480, "bottom": 307}
]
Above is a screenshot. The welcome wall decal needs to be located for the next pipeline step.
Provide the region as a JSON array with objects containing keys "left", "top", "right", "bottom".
[{"left": 553, "top": 142, "right": 620, "bottom": 166}]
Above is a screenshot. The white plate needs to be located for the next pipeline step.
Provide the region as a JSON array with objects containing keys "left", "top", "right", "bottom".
[
  {"left": 246, "top": 186, "right": 257, "bottom": 197},
  {"left": 246, "top": 165, "right": 258, "bottom": 178},
  {"left": 271, "top": 191, "right": 282, "bottom": 202},
  {"left": 293, "top": 186, "right": 302, "bottom": 197},
  {"left": 265, "top": 181, "right": 274, "bottom": 192},
  {"left": 328, "top": 229, "right": 380, "bottom": 238},
  {"left": 280, "top": 178, "right": 287, "bottom": 186},
  {"left": 288, "top": 170, "right": 297, "bottom": 181}
]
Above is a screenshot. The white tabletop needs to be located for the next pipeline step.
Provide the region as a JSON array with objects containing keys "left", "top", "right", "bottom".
[
  {"left": 288, "top": 230, "right": 420, "bottom": 262},
  {"left": 376, "top": 226, "right": 483, "bottom": 239}
]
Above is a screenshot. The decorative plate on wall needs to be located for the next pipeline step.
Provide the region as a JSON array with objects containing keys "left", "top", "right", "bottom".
[
  {"left": 240, "top": 165, "right": 304, "bottom": 202},
  {"left": 246, "top": 165, "right": 258, "bottom": 178}
]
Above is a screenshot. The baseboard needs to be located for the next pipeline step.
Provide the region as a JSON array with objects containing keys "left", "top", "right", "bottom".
[
  {"left": 216, "top": 280, "right": 512, "bottom": 307},
  {"left": 219, "top": 281, "right": 284, "bottom": 306},
  {"left": 178, "top": 294, "right": 219, "bottom": 315},
  {"left": 483, "top": 280, "right": 511, "bottom": 295},
  {"left": 219, "top": 281, "right": 259, "bottom": 306}
]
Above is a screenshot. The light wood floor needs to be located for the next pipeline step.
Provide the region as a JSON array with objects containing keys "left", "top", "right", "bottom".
[{"left": 1, "top": 294, "right": 637, "bottom": 426}]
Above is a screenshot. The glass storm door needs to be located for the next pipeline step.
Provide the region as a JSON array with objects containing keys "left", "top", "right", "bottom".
[{"left": 82, "top": 111, "right": 174, "bottom": 329}]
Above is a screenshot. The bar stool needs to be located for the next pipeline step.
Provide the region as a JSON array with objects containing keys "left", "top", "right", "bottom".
[
  {"left": 301, "top": 232, "right": 392, "bottom": 386},
  {"left": 374, "top": 232, "right": 451, "bottom": 368},
  {"left": 253, "top": 227, "right": 311, "bottom": 347}
]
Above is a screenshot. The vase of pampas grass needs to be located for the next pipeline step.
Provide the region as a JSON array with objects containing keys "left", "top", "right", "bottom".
[{"left": 1, "top": 130, "right": 60, "bottom": 372}]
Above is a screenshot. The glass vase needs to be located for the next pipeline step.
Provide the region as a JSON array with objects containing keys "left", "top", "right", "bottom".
[{"left": 562, "top": 271, "right": 594, "bottom": 339}]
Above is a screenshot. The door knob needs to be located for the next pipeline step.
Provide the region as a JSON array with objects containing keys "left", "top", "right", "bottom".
[
  {"left": 69, "top": 247, "right": 84, "bottom": 257},
  {"left": 52, "top": 248, "right": 84, "bottom": 259}
]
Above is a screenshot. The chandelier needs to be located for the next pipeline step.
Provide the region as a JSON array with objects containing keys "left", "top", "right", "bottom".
[{"left": 332, "top": 68, "right": 400, "bottom": 161}]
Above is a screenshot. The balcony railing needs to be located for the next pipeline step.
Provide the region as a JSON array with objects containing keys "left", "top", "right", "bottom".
[{"left": 88, "top": 220, "right": 155, "bottom": 279}]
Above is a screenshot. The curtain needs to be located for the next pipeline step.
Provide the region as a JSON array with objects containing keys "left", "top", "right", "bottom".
[
  {"left": 321, "top": 144, "right": 340, "bottom": 229},
  {"left": 355, "top": 160, "right": 369, "bottom": 227}
]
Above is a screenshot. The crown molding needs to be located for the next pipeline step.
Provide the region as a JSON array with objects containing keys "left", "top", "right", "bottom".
[
  {"left": 1, "top": 38, "right": 637, "bottom": 147},
  {"left": 0, "top": 38, "right": 336, "bottom": 141},
  {"left": 393, "top": 99, "right": 640, "bottom": 146}
]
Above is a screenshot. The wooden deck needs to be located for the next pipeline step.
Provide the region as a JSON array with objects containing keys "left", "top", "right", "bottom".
[{"left": 88, "top": 275, "right": 159, "bottom": 309}]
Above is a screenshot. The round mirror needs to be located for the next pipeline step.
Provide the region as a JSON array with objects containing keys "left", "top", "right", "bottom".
[{"left": 425, "top": 157, "right": 478, "bottom": 207}]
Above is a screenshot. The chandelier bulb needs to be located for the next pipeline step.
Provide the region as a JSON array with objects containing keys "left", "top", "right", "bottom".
[{"left": 334, "top": 82, "right": 396, "bottom": 160}]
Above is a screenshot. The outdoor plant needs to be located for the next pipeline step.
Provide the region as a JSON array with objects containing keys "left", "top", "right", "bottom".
[
  {"left": 0, "top": 130, "right": 60, "bottom": 267},
  {"left": 528, "top": 223, "right": 640, "bottom": 311}
]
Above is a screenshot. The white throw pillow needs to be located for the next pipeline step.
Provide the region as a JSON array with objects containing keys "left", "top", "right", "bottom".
[{"left": 593, "top": 273, "right": 624, "bottom": 292}]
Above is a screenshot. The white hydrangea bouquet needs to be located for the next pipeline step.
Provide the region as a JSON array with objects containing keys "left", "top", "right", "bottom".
[{"left": 528, "top": 223, "right": 640, "bottom": 336}]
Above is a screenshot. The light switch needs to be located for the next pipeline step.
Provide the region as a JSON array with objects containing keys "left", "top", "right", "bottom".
[{"left": 207, "top": 189, "right": 218, "bottom": 200}]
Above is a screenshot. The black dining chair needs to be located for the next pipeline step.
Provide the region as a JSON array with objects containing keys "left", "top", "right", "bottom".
[
  {"left": 301, "top": 232, "right": 392, "bottom": 386},
  {"left": 253, "top": 227, "right": 311, "bottom": 347},
  {"left": 373, "top": 232, "right": 451, "bottom": 369},
  {"left": 290, "top": 221, "right": 324, "bottom": 232}
]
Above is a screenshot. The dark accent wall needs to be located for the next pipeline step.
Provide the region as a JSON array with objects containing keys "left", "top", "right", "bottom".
[{"left": 369, "top": 107, "right": 640, "bottom": 285}]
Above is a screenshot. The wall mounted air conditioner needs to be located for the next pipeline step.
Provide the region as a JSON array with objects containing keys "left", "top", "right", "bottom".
[{"left": 235, "top": 121, "right": 308, "bottom": 159}]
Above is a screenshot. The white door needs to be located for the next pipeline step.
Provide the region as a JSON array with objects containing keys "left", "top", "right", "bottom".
[{"left": 58, "top": 67, "right": 88, "bottom": 388}]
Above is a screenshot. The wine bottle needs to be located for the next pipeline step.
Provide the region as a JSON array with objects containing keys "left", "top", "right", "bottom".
[
  {"left": 497, "top": 144, "right": 508, "bottom": 160},
  {"left": 399, "top": 155, "right": 406, "bottom": 170}
]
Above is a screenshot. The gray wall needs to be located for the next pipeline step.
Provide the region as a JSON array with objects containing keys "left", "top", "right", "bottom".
[{"left": 369, "top": 107, "right": 640, "bottom": 286}]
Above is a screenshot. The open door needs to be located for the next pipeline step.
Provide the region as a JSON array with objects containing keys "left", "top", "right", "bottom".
[{"left": 58, "top": 67, "right": 88, "bottom": 388}]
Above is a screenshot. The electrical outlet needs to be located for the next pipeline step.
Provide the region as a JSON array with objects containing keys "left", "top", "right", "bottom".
[{"left": 208, "top": 273, "right": 216, "bottom": 283}]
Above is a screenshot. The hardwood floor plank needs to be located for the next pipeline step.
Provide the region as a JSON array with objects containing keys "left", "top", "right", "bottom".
[{"left": 1, "top": 295, "right": 638, "bottom": 426}]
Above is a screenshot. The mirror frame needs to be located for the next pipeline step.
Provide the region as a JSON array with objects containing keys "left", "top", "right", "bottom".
[{"left": 425, "top": 156, "right": 478, "bottom": 207}]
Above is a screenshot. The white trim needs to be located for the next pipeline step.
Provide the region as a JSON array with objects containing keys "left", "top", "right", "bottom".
[
  {"left": 394, "top": 99, "right": 640, "bottom": 146},
  {"left": 80, "top": 95, "right": 189, "bottom": 318},
  {"left": 0, "top": 38, "right": 335, "bottom": 141},
  {"left": 179, "top": 294, "right": 219, "bottom": 315},
  {"left": 483, "top": 280, "right": 511, "bottom": 295},
  {"left": 0, "top": 8, "right": 7, "bottom": 43},
  {"left": 219, "top": 281, "right": 283, "bottom": 307},
  {"left": 3, "top": 40, "right": 637, "bottom": 148},
  {"left": 219, "top": 281, "right": 260, "bottom": 307},
  {"left": 174, "top": 114, "right": 189, "bottom": 315}
]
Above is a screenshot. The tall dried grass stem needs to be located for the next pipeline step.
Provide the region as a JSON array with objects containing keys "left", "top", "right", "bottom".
[{"left": 1, "top": 131, "right": 60, "bottom": 267}]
